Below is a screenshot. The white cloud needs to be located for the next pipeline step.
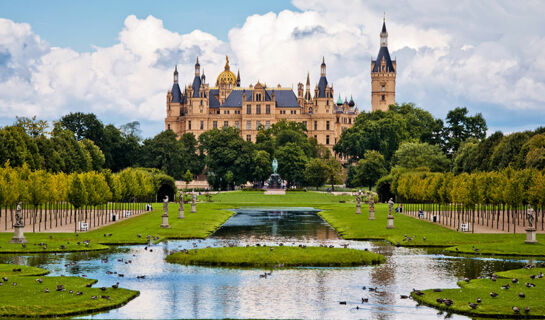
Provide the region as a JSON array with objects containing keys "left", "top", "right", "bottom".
[{"left": 1, "top": 1, "right": 545, "bottom": 136}]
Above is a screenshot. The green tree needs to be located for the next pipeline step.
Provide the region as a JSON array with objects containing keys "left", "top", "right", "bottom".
[
  {"left": 59, "top": 112, "right": 105, "bottom": 144},
  {"left": 452, "top": 138, "right": 479, "bottom": 174},
  {"left": 353, "top": 150, "right": 387, "bottom": 189},
  {"left": 68, "top": 174, "right": 86, "bottom": 210},
  {"left": 14, "top": 116, "right": 49, "bottom": 138},
  {"left": 442, "top": 107, "right": 487, "bottom": 155},
  {"left": 182, "top": 169, "right": 193, "bottom": 189},
  {"left": 252, "top": 150, "right": 272, "bottom": 185},
  {"left": 304, "top": 158, "right": 329, "bottom": 190},
  {"left": 140, "top": 130, "right": 186, "bottom": 178},
  {"left": 276, "top": 142, "right": 307, "bottom": 187},
  {"left": 393, "top": 142, "right": 449, "bottom": 172},
  {"left": 324, "top": 158, "right": 343, "bottom": 191},
  {"left": 488, "top": 131, "right": 533, "bottom": 170},
  {"left": 522, "top": 134, "right": 545, "bottom": 170},
  {"left": 80, "top": 139, "right": 105, "bottom": 171}
]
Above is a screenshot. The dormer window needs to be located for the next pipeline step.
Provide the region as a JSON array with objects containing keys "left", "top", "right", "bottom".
[{"left": 256, "top": 93, "right": 262, "bottom": 101}]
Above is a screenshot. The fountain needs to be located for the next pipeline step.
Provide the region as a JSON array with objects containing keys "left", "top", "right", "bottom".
[{"left": 265, "top": 158, "right": 285, "bottom": 195}]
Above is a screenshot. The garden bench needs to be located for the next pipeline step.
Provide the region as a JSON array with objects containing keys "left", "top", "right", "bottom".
[{"left": 79, "top": 222, "right": 88, "bottom": 231}]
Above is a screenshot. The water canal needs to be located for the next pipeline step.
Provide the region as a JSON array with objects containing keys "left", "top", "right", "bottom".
[{"left": 0, "top": 208, "right": 535, "bottom": 319}]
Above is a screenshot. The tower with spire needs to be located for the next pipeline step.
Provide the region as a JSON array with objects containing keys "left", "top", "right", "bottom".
[{"left": 371, "top": 15, "right": 396, "bottom": 112}]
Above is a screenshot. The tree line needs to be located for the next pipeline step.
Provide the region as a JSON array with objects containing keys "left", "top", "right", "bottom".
[
  {"left": 0, "top": 165, "right": 175, "bottom": 232},
  {"left": 387, "top": 168, "right": 545, "bottom": 233}
]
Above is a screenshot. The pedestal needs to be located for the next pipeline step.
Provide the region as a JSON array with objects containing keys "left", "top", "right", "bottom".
[
  {"left": 160, "top": 213, "right": 170, "bottom": 228},
  {"left": 178, "top": 205, "right": 184, "bottom": 219},
  {"left": 525, "top": 228, "right": 537, "bottom": 244},
  {"left": 369, "top": 210, "right": 375, "bottom": 220},
  {"left": 386, "top": 215, "right": 395, "bottom": 229},
  {"left": 356, "top": 203, "right": 361, "bottom": 214},
  {"left": 9, "top": 225, "right": 27, "bottom": 243},
  {"left": 191, "top": 201, "right": 196, "bottom": 213}
]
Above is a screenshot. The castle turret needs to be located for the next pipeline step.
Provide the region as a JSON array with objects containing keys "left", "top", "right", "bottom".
[{"left": 371, "top": 16, "right": 396, "bottom": 112}]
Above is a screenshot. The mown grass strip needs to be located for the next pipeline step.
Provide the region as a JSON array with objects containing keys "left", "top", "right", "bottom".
[
  {"left": 411, "top": 267, "right": 545, "bottom": 318},
  {"left": 0, "top": 264, "right": 139, "bottom": 318},
  {"left": 166, "top": 245, "right": 385, "bottom": 268}
]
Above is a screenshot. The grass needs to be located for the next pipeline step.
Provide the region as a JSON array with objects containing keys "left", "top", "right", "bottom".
[
  {"left": 0, "top": 264, "right": 139, "bottom": 317},
  {"left": 2, "top": 191, "right": 545, "bottom": 257},
  {"left": 0, "top": 264, "right": 50, "bottom": 276},
  {"left": 0, "top": 202, "right": 234, "bottom": 253},
  {"left": 411, "top": 267, "right": 545, "bottom": 318},
  {"left": 166, "top": 245, "right": 385, "bottom": 268}
]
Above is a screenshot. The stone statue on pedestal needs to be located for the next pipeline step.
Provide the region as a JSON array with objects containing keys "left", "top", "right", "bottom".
[
  {"left": 10, "top": 202, "right": 27, "bottom": 243},
  {"left": 386, "top": 198, "right": 395, "bottom": 229},
  {"left": 178, "top": 191, "right": 185, "bottom": 219},
  {"left": 368, "top": 192, "right": 375, "bottom": 220},
  {"left": 355, "top": 189, "right": 361, "bottom": 214},
  {"left": 160, "top": 196, "right": 170, "bottom": 228},
  {"left": 191, "top": 191, "right": 197, "bottom": 213},
  {"left": 527, "top": 204, "right": 535, "bottom": 229}
]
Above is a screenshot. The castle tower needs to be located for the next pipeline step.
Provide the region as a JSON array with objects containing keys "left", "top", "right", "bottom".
[{"left": 371, "top": 17, "right": 396, "bottom": 112}]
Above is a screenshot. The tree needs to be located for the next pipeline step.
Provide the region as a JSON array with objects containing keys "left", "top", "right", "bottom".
[
  {"left": 276, "top": 142, "right": 307, "bottom": 187},
  {"left": 353, "top": 150, "right": 387, "bottom": 189},
  {"left": 68, "top": 174, "right": 86, "bottom": 210},
  {"left": 304, "top": 158, "right": 329, "bottom": 190},
  {"left": 182, "top": 170, "right": 193, "bottom": 189},
  {"left": 59, "top": 112, "right": 105, "bottom": 144},
  {"left": 0, "top": 126, "right": 43, "bottom": 169},
  {"left": 324, "top": 158, "right": 343, "bottom": 191},
  {"left": 199, "top": 127, "right": 254, "bottom": 190},
  {"left": 179, "top": 133, "right": 204, "bottom": 175},
  {"left": 140, "top": 130, "right": 186, "bottom": 178},
  {"left": 522, "top": 134, "right": 545, "bottom": 170},
  {"left": 252, "top": 150, "right": 272, "bottom": 185},
  {"left": 119, "top": 121, "right": 142, "bottom": 138},
  {"left": 488, "top": 131, "right": 533, "bottom": 170},
  {"left": 334, "top": 103, "right": 442, "bottom": 164},
  {"left": 14, "top": 116, "right": 49, "bottom": 137},
  {"left": 393, "top": 142, "right": 449, "bottom": 172},
  {"left": 80, "top": 139, "right": 105, "bottom": 171},
  {"left": 442, "top": 107, "right": 487, "bottom": 155}
]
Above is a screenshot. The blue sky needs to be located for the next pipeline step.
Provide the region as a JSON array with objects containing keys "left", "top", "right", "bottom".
[
  {"left": 0, "top": 0, "right": 544, "bottom": 138},
  {"left": 0, "top": 0, "right": 296, "bottom": 51}
]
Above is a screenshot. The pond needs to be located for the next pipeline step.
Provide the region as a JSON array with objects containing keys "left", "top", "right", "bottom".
[{"left": 0, "top": 207, "right": 536, "bottom": 319}]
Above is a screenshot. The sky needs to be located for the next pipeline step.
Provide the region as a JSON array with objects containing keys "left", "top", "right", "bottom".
[{"left": 0, "top": 0, "right": 544, "bottom": 138}]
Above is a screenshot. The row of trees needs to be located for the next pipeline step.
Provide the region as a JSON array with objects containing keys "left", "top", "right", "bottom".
[
  {"left": 388, "top": 168, "right": 545, "bottom": 232},
  {"left": 0, "top": 165, "right": 175, "bottom": 232}
]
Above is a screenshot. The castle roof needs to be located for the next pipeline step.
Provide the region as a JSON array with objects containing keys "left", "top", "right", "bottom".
[
  {"left": 318, "top": 76, "right": 328, "bottom": 98},
  {"left": 192, "top": 75, "right": 202, "bottom": 97},
  {"left": 171, "top": 83, "right": 183, "bottom": 103},
  {"left": 372, "top": 46, "right": 395, "bottom": 72},
  {"left": 210, "top": 88, "right": 299, "bottom": 108}
]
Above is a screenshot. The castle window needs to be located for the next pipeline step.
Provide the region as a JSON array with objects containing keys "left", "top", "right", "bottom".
[
  {"left": 326, "top": 135, "right": 330, "bottom": 145},
  {"left": 167, "top": 124, "right": 171, "bottom": 130},
  {"left": 256, "top": 93, "right": 261, "bottom": 101},
  {"left": 349, "top": 118, "right": 352, "bottom": 124},
  {"left": 246, "top": 135, "right": 251, "bottom": 142},
  {"left": 200, "top": 100, "right": 203, "bottom": 106},
  {"left": 326, "top": 121, "right": 330, "bottom": 130},
  {"left": 235, "top": 121, "right": 239, "bottom": 129},
  {"left": 256, "top": 120, "right": 261, "bottom": 129},
  {"left": 200, "top": 121, "right": 204, "bottom": 130},
  {"left": 336, "top": 117, "right": 339, "bottom": 123},
  {"left": 314, "top": 121, "right": 318, "bottom": 131},
  {"left": 246, "top": 105, "right": 251, "bottom": 114},
  {"left": 266, "top": 120, "right": 270, "bottom": 129},
  {"left": 256, "top": 105, "right": 261, "bottom": 114},
  {"left": 213, "top": 121, "right": 217, "bottom": 129},
  {"left": 381, "top": 94, "right": 385, "bottom": 101},
  {"left": 246, "top": 120, "right": 251, "bottom": 130},
  {"left": 314, "top": 135, "right": 317, "bottom": 140},
  {"left": 381, "top": 85, "right": 385, "bottom": 92},
  {"left": 188, "top": 121, "right": 191, "bottom": 130},
  {"left": 224, "top": 121, "right": 228, "bottom": 128},
  {"left": 266, "top": 105, "right": 270, "bottom": 114},
  {"left": 217, "top": 110, "right": 220, "bottom": 114},
  {"left": 309, "top": 107, "right": 313, "bottom": 114},
  {"left": 326, "top": 100, "right": 329, "bottom": 106}
]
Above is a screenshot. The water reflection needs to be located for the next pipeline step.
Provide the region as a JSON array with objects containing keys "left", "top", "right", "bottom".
[{"left": 0, "top": 207, "right": 538, "bottom": 319}]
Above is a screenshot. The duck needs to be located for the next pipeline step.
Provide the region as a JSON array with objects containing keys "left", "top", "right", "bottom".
[
  {"left": 490, "top": 292, "right": 498, "bottom": 297},
  {"left": 468, "top": 302, "right": 477, "bottom": 309},
  {"left": 44, "top": 288, "right": 49, "bottom": 293},
  {"left": 513, "top": 306, "right": 520, "bottom": 314},
  {"left": 112, "top": 282, "right": 119, "bottom": 289},
  {"left": 519, "top": 292, "right": 525, "bottom": 298}
]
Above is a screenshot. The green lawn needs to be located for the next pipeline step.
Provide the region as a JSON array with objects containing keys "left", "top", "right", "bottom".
[
  {"left": 166, "top": 245, "right": 385, "bottom": 268},
  {"left": 0, "top": 264, "right": 139, "bottom": 317},
  {"left": 0, "top": 202, "right": 234, "bottom": 253},
  {"left": 411, "top": 267, "right": 545, "bottom": 317},
  {"left": 2, "top": 191, "right": 545, "bottom": 257}
]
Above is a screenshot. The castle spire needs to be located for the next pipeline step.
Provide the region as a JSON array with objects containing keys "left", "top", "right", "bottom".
[
  {"left": 380, "top": 15, "right": 388, "bottom": 47},
  {"left": 320, "top": 57, "right": 326, "bottom": 76},
  {"left": 236, "top": 69, "right": 241, "bottom": 87},
  {"left": 306, "top": 72, "right": 310, "bottom": 86},
  {"left": 195, "top": 57, "right": 200, "bottom": 76},
  {"left": 173, "top": 65, "right": 178, "bottom": 83}
]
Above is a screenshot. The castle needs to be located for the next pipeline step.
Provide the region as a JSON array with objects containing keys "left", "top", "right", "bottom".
[{"left": 165, "top": 19, "right": 395, "bottom": 150}]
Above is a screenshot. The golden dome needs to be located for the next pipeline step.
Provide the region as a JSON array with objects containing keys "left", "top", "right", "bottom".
[{"left": 216, "top": 55, "right": 237, "bottom": 86}]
